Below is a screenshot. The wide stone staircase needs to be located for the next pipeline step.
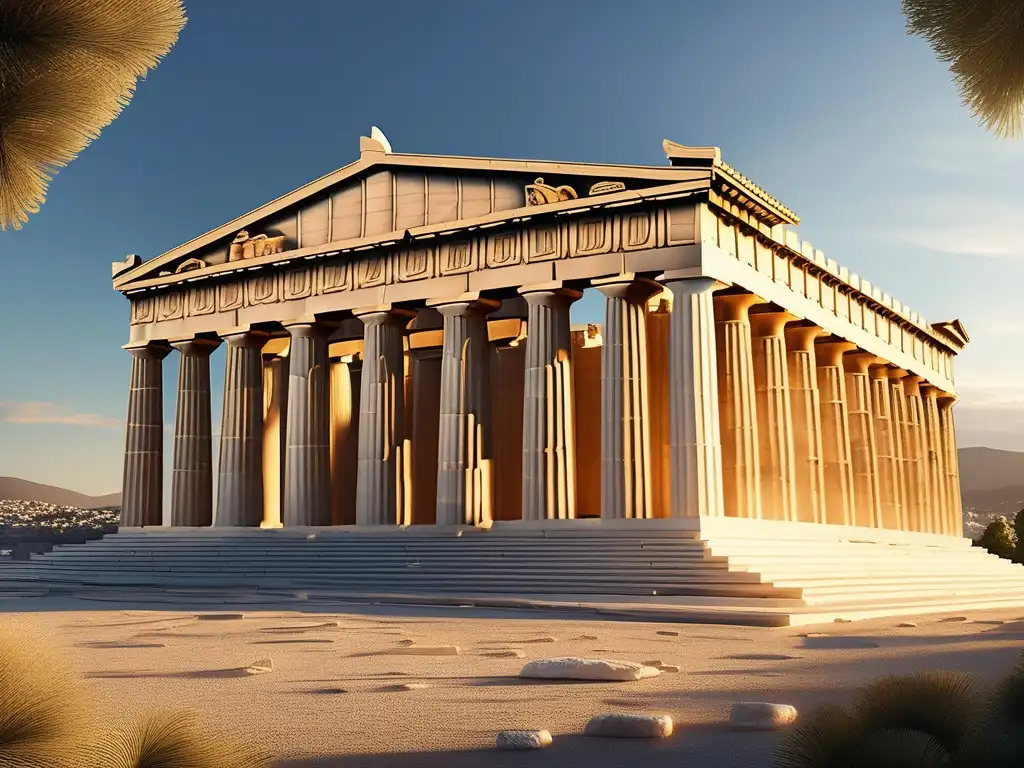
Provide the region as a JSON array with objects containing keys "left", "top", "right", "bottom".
[{"left": 2, "top": 522, "right": 1024, "bottom": 626}]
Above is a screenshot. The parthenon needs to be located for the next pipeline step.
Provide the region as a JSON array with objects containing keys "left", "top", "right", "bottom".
[{"left": 113, "top": 130, "right": 969, "bottom": 537}]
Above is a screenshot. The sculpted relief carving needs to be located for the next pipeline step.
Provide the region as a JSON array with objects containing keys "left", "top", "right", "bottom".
[
  {"left": 526, "top": 177, "right": 578, "bottom": 206},
  {"left": 229, "top": 230, "right": 289, "bottom": 261}
]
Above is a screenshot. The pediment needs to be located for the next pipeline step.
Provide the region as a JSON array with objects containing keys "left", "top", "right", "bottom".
[
  {"left": 113, "top": 132, "right": 732, "bottom": 290},
  {"left": 930, "top": 319, "right": 970, "bottom": 349}
]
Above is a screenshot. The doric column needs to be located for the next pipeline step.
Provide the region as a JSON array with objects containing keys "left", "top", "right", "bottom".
[
  {"left": 815, "top": 340, "right": 855, "bottom": 526},
  {"left": 283, "top": 320, "right": 331, "bottom": 527},
  {"left": 261, "top": 350, "right": 288, "bottom": 528},
  {"left": 938, "top": 395, "right": 964, "bottom": 537},
  {"left": 784, "top": 325, "right": 826, "bottom": 524},
  {"left": 869, "top": 364, "right": 902, "bottom": 529},
  {"left": 432, "top": 297, "right": 499, "bottom": 526},
  {"left": 519, "top": 285, "right": 581, "bottom": 521},
  {"left": 714, "top": 293, "right": 762, "bottom": 519},
  {"left": 594, "top": 276, "right": 661, "bottom": 520},
  {"left": 888, "top": 369, "right": 912, "bottom": 530},
  {"left": 216, "top": 330, "right": 268, "bottom": 527},
  {"left": 903, "top": 375, "right": 929, "bottom": 532},
  {"left": 843, "top": 352, "right": 882, "bottom": 528},
  {"left": 920, "top": 385, "right": 949, "bottom": 535},
  {"left": 330, "top": 354, "right": 361, "bottom": 526},
  {"left": 121, "top": 342, "right": 172, "bottom": 527},
  {"left": 749, "top": 310, "right": 798, "bottom": 522},
  {"left": 170, "top": 337, "right": 220, "bottom": 526},
  {"left": 354, "top": 307, "right": 414, "bottom": 525},
  {"left": 662, "top": 276, "right": 724, "bottom": 518}
]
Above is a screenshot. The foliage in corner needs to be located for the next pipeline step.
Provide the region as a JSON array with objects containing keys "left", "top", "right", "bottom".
[
  {"left": 902, "top": 0, "right": 1024, "bottom": 138},
  {"left": 980, "top": 515, "right": 1018, "bottom": 561},
  {"left": 0, "top": 0, "right": 187, "bottom": 230}
]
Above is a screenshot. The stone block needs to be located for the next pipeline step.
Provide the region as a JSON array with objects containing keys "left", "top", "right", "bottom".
[
  {"left": 496, "top": 730, "right": 553, "bottom": 750},
  {"left": 584, "top": 713, "right": 673, "bottom": 738},
  {"left": 729, "top": 702, "right": 798, "bottom": 730},
  {"left": 519, "top": 657, "right": 661, "bottom": 681}
]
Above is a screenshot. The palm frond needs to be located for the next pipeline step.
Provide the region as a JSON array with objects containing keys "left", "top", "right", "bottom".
[
  {"left": 0, "top": 0, "right": 186, "bottom": 230},
  {"left": 903, "top": 0, "right": 1024, "bottom": 138}
]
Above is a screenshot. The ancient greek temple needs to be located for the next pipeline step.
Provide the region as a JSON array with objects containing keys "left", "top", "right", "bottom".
[{"left": 90, "top": 130, "right": 1024, "bottom": 624}]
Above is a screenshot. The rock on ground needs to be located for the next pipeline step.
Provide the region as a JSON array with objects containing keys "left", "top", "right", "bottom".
[
  {"left": 729, "top": 702, "right": 798, "bottom": 730},
  {"left": 519, "top": 658, "right": 661, "bottom": 682},
  {"left": 394, "top": 645, "right": 460, "bottom": 656},
  {"left": 497, "top": 730, "right": 553, "bottom": 750},
  {"left": 584, "top": 713, "right": 673, "bottom": 738}
]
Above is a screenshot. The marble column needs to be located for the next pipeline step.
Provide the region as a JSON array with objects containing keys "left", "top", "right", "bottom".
[
  {"left": 749, "top": 311, "right": 798, "bottom": 522},
  {"left": 595, "top": 276, "right": 661, "bottom": 520},
  {"left": 330, "top": 354, "right": 361, "bottom": 526},
  {"left": 355, "top": 307, "right": 414, "bottom": 526},
  {"left": 262, "top": 351, "right": 288, "bottom": 529},
  {"left": 216, "top": 331, "right": 268, "bottom": 527},
  {"left": 662, "top": 276, "right": 724, "bottom": 518},
  {"left": 815, "top": 340, "right": 855, "bottom": 526},
  {"left": 519, "top": 286, "right": 581, "bottom": 521},
  {"left": 843, "top": 352, "right": 882, "bottom": 528},
  {"left": 714, "top": 293, "right": 762, "bottom": 519},
  {"left": 121, "top": 342, "right": 172, "bottom": 527},
  {"left": 888, "top": 369, "right": 912, "bottom": 530},
  {"left": 869, "top": 364, "right": 902, "bottom": 530},
  {"left": 784, "top": 325, "right": 826, "bottom": 525},
  {"left": 938, "top": 395, "right": 964, "bottom": 537},
  {"left": 903, "top": 375, "right": 929, "bottom": 532},
  {"left": 170, "top": 337, "right": 220, "bottom": 527},
  {"left": 283, "top": 321, "right": 331, "bottom": 527},
  {"left": 433, "top": 298, "right": 498, "bottom": 526},
  {"left": 920, "top": 385, "right": 949, "bottom": 535}
]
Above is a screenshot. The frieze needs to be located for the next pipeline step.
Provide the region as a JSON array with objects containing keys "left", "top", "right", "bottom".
[
  {"left": 283, "top": 268, "right": 315, "bottom": 301},
  {"left": 525, "top": 222, "right": 567, "bottom": 262},
  {"left": 217, "top": 282, "right": 244, "bottom": 312},
  {"left": 129, "top": 296, "right": 155, "bottom": 325},
  {"left": 484, "top": 230, "right": 522, "bottom": 269},
  {"left": 570, "top": 216, "right": 617, "bottom": 257},
  {"left": 188, "top": 285, "right": 216, "bottom": 317},
  {"left": 156, "top": 291, "right": 184, "bottom": 321},
  {"left": 396, "top": 248, "right": 436, "bottom": 282},
  {"left": 320, "top": 261, "right": 352, "bottom": 294},
  {"left": 439, "top": 239, "right": 478, "bottom": 276},
  {"left": 355, "top": 254, "right": 389, "bottom": 289},
  {"left": 246, "top": 273, "right": 281, "bottom": 306}
]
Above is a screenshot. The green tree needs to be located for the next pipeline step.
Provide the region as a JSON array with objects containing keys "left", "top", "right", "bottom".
[
  {"left": 0, "top": 0, "right": 186, "bottom": 230},
  {"left": 980, "top": 515, "right": 1018, "bottom": 561},
  {"left": 902, "top": 0, "right": 1024, "bottom": 138}
]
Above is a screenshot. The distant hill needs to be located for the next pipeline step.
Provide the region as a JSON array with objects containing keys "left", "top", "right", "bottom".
[
  {"left": 958, "top": 447, "right": 1024, "bottom": 492},
  {"left": 0, "top": 477, "right": 119, "bottom": 509}
]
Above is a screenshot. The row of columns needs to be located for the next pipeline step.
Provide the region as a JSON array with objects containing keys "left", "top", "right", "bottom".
[{"left": 122, "top": 276, "right": 963, "bottom": 535}]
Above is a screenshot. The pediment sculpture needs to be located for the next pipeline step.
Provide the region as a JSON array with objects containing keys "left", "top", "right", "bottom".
[
  {"left": 174, "top": 258, "right": 206, "bottom": 274},
  {"left": 229, "top": 230, "right": 288, "bottom": 262},
  {"left": 589, "top": 180, "right": 626, "bottom": 196},
  {"left": 525, "top": 177, "right": 578, "bottom": 206}
]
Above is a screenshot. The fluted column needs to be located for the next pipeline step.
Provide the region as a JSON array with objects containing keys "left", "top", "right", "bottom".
[
  {"left": 519, "top": 286, "right": 581, "bottom": 521},
  {"left": 869, "top": 364, "right": 902, "bottom": 529},
  {"left": 121, "top": 342, "right": 172, "bottom": 527},
  {"left": 888, "top": 369, "right": 911, "bottom": 530},
  {"left": 283, "top": 321, "right": 331, "bottom": 527},
  {"left": 355, "top": 307, "right": 414, "bottom": 525},
  {"left": 714, "top": 293, "right": 762, "bottom": 519},
  {"left": 815, "top": 340, "right": 855, "bottom": 526},
  {"left": 749, "top": 311, "right": 798, "bottom": 522},
  {"left": 595, "top": 276, "right": 661, "bottom": 520},
  {"left": 662, "top": 276, "right": 724, "bottom": 518},
  {"left": 330, "top": 354, "right": 361, "bottom": 526},
  {"left": 216, "top": 331, "right": 268, "bottom": 526},
  {"left": 843, "top": 352, "right": 882, "bottom": 528},
  {"left": 938, "top": 395, "right": 964, "bottom": 537},
  {"left": 784, "top": 325, "right": 826, "bottom": 524},
  {"left": 920, "top": 385, "right": 949, "bottom": 535},
  {"left": 433, "top": 297, "right": 498, "bottom": 526},
  {"left": 170, "top": 337, "right": 220, "bottom": 526},
  {"left": 903, "top": 375, "right": 928, "bottom": 532},
  {"left": 262, "top": 351, "right": 288, "bottom": 528}
]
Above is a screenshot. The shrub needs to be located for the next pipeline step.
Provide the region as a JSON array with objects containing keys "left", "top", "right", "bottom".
[
  {"left": 980, "top": 516, "right": 1017, "bottom": 561},
  {"left": 1015, "top": 508, "right": 1024, "bottom": 562}
]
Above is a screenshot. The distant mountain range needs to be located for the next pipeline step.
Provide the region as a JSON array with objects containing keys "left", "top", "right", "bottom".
[
  {"left": 0, "top": 447, "right": 1021, "bottom": 525},
  {"left": 0, "top": 477, "right": 120, "bottom": 509}
]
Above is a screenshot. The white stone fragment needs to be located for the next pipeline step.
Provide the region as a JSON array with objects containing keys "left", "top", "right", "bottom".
[
  {"left": 730, "top": 702, "right": 798, "bottom": 730},
  {"left": 496, "top": 730, "right": 552, "bottom": 750},
  {"left": 244, "top": 658, "right": 273, "bottom": 675},
  {"left": 584, "top": 713, "right": 673, "bottom": 738},
  {"left": 519, "top": 657, "right": 661, "bottom": 682},
  {"left": 482, "top": 649, "right": 526, "bottom": 659}
]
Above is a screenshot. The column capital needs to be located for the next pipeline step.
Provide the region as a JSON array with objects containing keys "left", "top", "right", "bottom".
[
  {"left": 222, "top": 329, "right": 271, "bottom": 349},
  {"left": 426, "top": 293, "right": 501, "bottom": 316},
  {"left": 937, "top": 392, "right": 959, "bottom": 407},
  {"left": 749, "top": 310, "right": 798, "bottom": 337},
  {"left": 518, "top": 282, "right": 584, "bottom": 305},
  {"left": 282, "top": 317, "right": 336, "bottom": 338},
  {"left": 903, "top": 375, "right": 924, "bottom": 395},
  {"left": 591, "top": 273, "right": 662, "bottom": 304},
  {"left": 713, "top": 292, "right": 762, "bottom": 322},
  {"left": 919, "top": 383, "right": 942, "bottom": 400},
  {"left": 784, "top": 323, "right": 824, "bottom": 351},
  {"left": 815, "top": 339, "right": 856, "bottom": 366},
  {"left": 868, "top": 362, "right": 893, "bottom": 380},
  {"left": 658, "top": 273, "right": 728, "bottom": 294},
  {"left": 352, "top": 305, "right": 417, "bottom": 326},
  {"left": 887, "top": 367, "right": 909, "bottom": 381},
  {"left": 843, "top": 351, "right": 878, "bottom": 374},
  {"left": 169, "top": 337, "right": 220, "bottom": 356},
  {"left": 123, "top": 341, "right": 172, "bottom": 360}
]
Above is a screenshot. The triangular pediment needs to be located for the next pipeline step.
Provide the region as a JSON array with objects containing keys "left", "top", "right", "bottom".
[{"left": 930, "top": 319, "right": 970, "bottom": 349}]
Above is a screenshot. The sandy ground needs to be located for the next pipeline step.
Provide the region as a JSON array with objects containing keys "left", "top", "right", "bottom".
[{"left": 1, "top": 596, "right": 1022, "bottom": 768}]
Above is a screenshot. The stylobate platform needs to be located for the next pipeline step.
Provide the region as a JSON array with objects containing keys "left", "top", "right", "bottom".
[{"left": 1, "top": 518, "right": 1020, "bottom": 627}]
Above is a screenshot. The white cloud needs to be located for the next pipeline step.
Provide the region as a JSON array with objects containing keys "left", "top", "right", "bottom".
[{"left": 0, "top": 402, "right": 122, "bottom": 429}]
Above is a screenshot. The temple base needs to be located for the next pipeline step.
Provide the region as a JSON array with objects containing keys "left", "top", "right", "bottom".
[{"left": 2, "top": 520, "right": 1021, "bottom": 626}]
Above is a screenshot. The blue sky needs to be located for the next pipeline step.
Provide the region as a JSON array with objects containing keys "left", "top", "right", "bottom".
[{"left": 1, "top": 0, "right": 1022, "bottom": 498}]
